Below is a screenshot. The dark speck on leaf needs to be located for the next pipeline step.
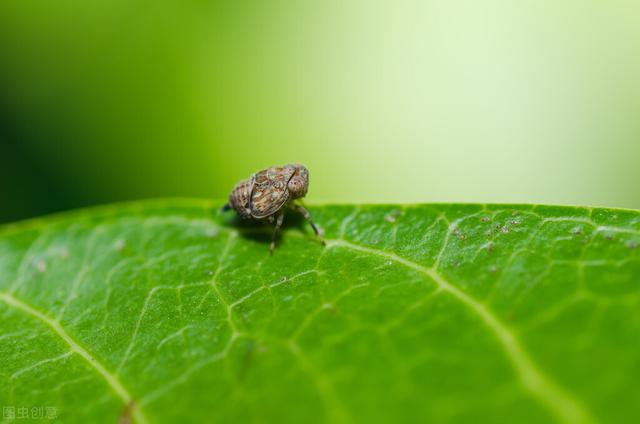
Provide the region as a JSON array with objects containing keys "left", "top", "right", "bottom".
[{"left": 119, "top": 401, "right": 135, "bottom": 424}]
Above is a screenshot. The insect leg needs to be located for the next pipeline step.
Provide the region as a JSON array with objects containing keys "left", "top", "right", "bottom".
[
  {"left": 270, "top": 211, "right": 285, "bottom": 255},
  {"left": 295, "top": 205, "right": 325, "bottom": 245}
]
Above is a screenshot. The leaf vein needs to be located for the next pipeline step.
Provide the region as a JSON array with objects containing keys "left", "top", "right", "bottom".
[
  {"left": 0, "top": 292, "right": 149, "bottom": 424},
  {"left": 326, "top": 238, "right": 595, "bottom": 424}
]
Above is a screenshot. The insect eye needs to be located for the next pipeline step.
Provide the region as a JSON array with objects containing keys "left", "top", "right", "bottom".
[{"left": 288, "top": 176, "right": 307, "bottom": 197}]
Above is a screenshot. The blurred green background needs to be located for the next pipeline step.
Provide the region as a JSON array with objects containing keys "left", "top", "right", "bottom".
[{"left": 1, "top": 0, "right": 639, "bottom": 224}]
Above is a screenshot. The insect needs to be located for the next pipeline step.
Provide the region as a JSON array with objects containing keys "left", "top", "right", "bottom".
[{"left": 223, "top": 164, "right": 324, "bottom": 254}]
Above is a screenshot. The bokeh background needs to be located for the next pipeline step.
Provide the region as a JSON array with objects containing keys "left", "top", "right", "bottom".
[{"left": 1, "top": 0, "right": 639, "bottom": 224}]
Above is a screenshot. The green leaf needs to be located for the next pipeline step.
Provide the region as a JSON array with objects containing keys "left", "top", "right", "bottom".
[{"left": 0, "top": 200, "right": 639, "bottom": 424}]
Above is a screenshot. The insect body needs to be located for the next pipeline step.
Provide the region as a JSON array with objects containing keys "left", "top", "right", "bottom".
[{"left": 224, "top": 164, "right": 324, "bottom": 254}]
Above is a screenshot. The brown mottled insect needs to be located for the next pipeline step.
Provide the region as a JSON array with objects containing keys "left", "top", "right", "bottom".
[{"left": 223, "top": 164, "right": 324, "bottom": 254}]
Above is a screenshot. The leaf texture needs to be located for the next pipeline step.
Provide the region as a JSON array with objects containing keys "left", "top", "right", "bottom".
[{"left": 0, "top": 200, "right": 639, "bottom": 423}]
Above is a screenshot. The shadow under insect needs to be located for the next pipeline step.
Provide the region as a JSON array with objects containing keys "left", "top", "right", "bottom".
[{"left": 217, "top": 205, "right": 314, "bottom": 248}]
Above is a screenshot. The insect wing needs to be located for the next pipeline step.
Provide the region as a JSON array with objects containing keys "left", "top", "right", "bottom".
[
  {"left": 229, "top": 178, "right": 254, "bottom": 218},
  {"left": 250, "top": 165, "right": 295, "bottom": 218}
]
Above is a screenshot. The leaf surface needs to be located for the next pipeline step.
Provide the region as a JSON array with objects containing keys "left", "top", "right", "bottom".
[{"left": 0, "top": 200, "right": 639, "bottom": 423}]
